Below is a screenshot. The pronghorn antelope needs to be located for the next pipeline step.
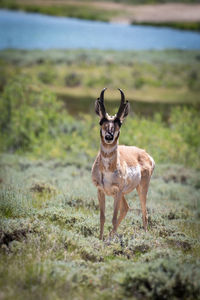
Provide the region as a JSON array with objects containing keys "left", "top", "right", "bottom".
[{"left": 92, "top": 88, "right": 155, "bottom": 240}]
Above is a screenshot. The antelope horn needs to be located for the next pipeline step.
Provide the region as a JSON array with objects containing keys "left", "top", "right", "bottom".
[
  {"left": 118, "top": 88, "right": 125, "bottom": 104},
  {"left": 116, "top": 88, "right": 128, "bottom": 119},
  {"left": 96, "top": 88, "right": 107, "bottom": 117},
  {"left": 99, "top": 87, "right": 107, "bottom": 104}
]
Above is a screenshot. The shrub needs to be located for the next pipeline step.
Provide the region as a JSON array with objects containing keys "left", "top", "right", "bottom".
[
  {"left": 38, "top": 67, "right": 57, "bottom": 84},
  {"left": 0, "top": 74, "right": 199, "bottom": 168},
  {"left": 64, "top": 72, "right": 82, "bottom": 87},
  {"left": 0, "top": 62, "right": 9, "bottom": 92},
  {"left": 0, "top": 75, "right": 63, "bottom": 151},
  {"left": 188, "top": 70, "right": 199, "bottom": 90},
  {"left": 0, "top": 186, "right": 34, "bottom": 218},
  {"left": 170, "top": 106, "right": 200, "bottom": 150},
  {"left": 121, "top": 258, "right": 200, "bottom": 299},
  {"left": 85, "top": 75, "right": 112, "bottom": 88},
  {"left": 134, "top": 77, "right": 145, "bottom": 89}
]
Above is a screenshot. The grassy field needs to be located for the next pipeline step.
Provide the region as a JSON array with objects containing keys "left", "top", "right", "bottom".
[
  {"left": 1, "top": 49, "right": 200, "bottom": 106},
  {"left": 0, "top": 155, "right": 200, "bottom": 299},
  {"left": 0, "top": 49, "right": 200, "bottom": 299},
  {"left": 0, "top": 49, "right": 200, "bottom": 167}
]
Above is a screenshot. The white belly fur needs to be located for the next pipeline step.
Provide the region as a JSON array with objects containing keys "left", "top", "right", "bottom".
[
  {"left": 101, "top": 165, "right": 141, "bottom": 195},
  {"left": 123, "top": 165, "right": 141, "bottom": 193},
  {"left": 102, "top": 171, "right": 117, "bottom": 195}
]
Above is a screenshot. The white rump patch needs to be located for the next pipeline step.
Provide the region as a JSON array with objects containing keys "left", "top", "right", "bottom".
[{"left": 148, "top": 154, "right": 155, "bottom": 170}]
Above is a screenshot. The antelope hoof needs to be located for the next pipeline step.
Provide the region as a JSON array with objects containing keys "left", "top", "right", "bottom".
[
  {"left": 143, "top": 223, "right": 148, "bottom": 232},
  {"left": 109, "top": 229, "right": 117, "bottom": 239}
]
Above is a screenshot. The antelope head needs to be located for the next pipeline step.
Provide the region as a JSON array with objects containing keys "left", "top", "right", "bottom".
[{"left": 95, "top": 88, "right": 130, "bottom": 145}]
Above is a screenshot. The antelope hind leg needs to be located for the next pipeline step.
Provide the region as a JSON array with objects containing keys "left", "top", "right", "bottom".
[
  {"left": 110, "top": 192, "right": 129, "bottom": 237},
  {"left": 115, "top": 195, "right": 129, "bottom": 230},
  {"left": 136, "top": 177, "right": 150, "bottom": 231}
]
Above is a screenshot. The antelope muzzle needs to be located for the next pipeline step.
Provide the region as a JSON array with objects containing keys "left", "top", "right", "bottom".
[{"left": 105, "top": 132, "right": 114, "bottom": 142}]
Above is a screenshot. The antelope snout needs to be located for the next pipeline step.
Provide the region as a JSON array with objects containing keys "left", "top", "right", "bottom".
[{"left": 105, "top": 133, "right": 114, "bottom": 142}]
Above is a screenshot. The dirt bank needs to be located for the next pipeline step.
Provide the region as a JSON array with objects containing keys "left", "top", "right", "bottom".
[{"left": 105, "top": 3, "right": 200, "bottom": 24}]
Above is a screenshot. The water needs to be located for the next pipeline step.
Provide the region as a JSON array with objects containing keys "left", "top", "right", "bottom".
[{"left": 1, "top": 9, "right": 200, "bottom": 50}]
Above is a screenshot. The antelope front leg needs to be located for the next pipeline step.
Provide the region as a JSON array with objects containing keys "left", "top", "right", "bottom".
[
  {"left": 110, "top": 191, "right": 122, "bottom": 236},
  {"left": 98, "top": 189, "right": 105, "bottom": 240}
]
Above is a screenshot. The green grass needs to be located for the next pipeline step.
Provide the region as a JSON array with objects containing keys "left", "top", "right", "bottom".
[
  {"left": 1, "top": 48, "right": 200, "bottom": 65},
  {"left": 0, "top": 68, "right": 200, "bottom": 168},
  {"left": 0, "top": 155, "right": 200, "bottom": 299},
  {"left": 1, "top": 49, "right": 200, "bottom": 106},
  {"left": 132, "top": 21, "right": 200, "bottom": 31},
  {"left": 0, "top": 0, "right": 118, "bottom": 22},
  {"left": 0, "top": 48, "right": 200, "bottom": 299}
]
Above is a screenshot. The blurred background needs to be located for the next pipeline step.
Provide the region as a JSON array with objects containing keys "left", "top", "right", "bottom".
[
  {"left": 0, "top": 0, "right": 200, "bottom": 165},
  {"left": 0, "top": 1, "right": 200, "bottom": 299}
]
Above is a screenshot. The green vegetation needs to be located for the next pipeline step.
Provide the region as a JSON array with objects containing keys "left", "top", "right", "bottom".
[
  {"left": 0, "top": 156, "right": 200, "bottom": 299},
  {"left": 0, "top": 49, "right": 200, "bottom": 299},
  {"left": 1, "top": 49, "right": 200, "bottom": 105},
  {"left": 0, "top": 0, "right": 118, "bottom": 22},
  {"left": 0, "top": 73, "right": 200, "bottom": 168},
  {"left": 0, "top": 50, "right": 200, "bottom": 167},
  {"left": 132, "top": 21, "right": 200, "bottom": 32}
]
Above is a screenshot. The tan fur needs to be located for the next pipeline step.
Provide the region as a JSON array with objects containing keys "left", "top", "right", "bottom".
[
  {"left": 119, "top": 146, "right": 153, "bottom": 176},
  {"left": 92, "top": 141, "right": 155, "bottom": 239},
  {"left": 92, "top": 145, "right": 154, "bottom": 193},
  {"left": 92, "top": 89, "right": 155, "bottom": 240}
]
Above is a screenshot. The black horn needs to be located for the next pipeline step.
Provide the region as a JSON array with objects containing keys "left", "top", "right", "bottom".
[
  {"left": 95, "top": 88, "right": 107, "bottom": 117},
  {"left": 99, "top": 87, "right": 107, "bottom": 104},
  {"left": 116, "top": 88, "right": 129, "bottom": 121},
  {"left": 118, "top": 88, "right": 125, "bottom": 104}
]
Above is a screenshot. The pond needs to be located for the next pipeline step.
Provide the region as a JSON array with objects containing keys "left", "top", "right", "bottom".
[{"left": 1, "top": 9, "right": 200, "bottom": 50}]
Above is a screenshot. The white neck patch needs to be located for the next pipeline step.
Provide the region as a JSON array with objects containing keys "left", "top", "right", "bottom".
[{"left": 101, "top": 143, "right": 117, "bottom": 154}]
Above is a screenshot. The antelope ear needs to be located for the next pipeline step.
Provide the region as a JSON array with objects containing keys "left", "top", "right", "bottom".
[
  {"left": 95, "top": 98, "right": 106, "bottom": 119},
  {"left": 99, "top": 117, "right": 108, "bottom": 126},
  {"left": 95, "top": 88, "right": 107, "bottom": 119},
  {"left": 95, "top": 98, "right": 101, "bottom": 117},
  {"left": 119, "top": 101, "right": 130, "bottom": 122},
  {"left": 114, "top": 117, "right": 122, "bottom": 127}
]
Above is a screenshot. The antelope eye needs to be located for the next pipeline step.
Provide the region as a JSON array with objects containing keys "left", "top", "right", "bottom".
[
  {"left": 114, "top": 118, "right": 122, "bottom": 127},
  {"left": 99, "top": 118, "right": 108, "bottom": 126}
]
